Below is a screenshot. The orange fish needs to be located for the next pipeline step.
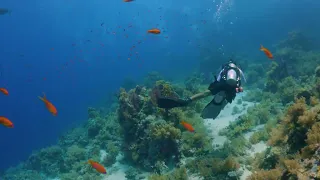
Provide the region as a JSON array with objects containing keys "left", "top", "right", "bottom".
[
  {"left": 180, "top": 121, "right": 195, "bottom": 132},
  {"left": 0, "top": 88, "right": 8, "bottom": 95},
  {"left": 147, "top": 28, "right": 161, "bottom": 34},
  {"left": 88, "top": 160, "right": 107, "bottom": 174},
  {"left": 260, "top": 44, "right": 273, "bottom": 59},
  {"left": 38, "top": 93, "right": 57, "bottom": 116},
  {"left": 0, "top": 116, "right": 13, "bottom": 128}
]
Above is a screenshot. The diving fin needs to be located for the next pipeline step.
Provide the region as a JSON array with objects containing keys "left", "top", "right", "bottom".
[
  {"left": 157, "top": 97, "right": 188, "bottom": 109},
  {"left": 201, "top": 99, "right": 227, "bottom": 119}
]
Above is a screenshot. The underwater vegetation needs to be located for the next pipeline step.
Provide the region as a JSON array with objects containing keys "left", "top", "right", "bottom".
[
  {"left": 244, "top": 32, "right": 320, "bottom": 179},
  {"left": 212, "top": 30, "right": 320, "bottom": 179},
  {"left": 118, "top": 80, "right": 213, "bottom": 173},
  {"left": 219, "top": 100, "right": 282, "bottom": 139},
  {"left": 248, "top": 96, "right": 320, "bottom": 179},
  {"left": 2, "top": 108, "right": 121, "bottom": 180},
  {"left": 2, "top": 30, "right": 320, "bottom": 180},
  {"left": 1, "top": 75, "right": 216, "bottom": 179}
]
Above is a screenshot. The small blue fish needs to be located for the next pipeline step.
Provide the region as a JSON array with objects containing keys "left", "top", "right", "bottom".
[{"left": 0, "top": 8, "right": 11, "bottom": 15}]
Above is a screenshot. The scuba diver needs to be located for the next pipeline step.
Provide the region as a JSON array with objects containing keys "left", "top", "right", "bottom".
[{"left": 157, "top": 60, "right": 245, "bottom": 119}]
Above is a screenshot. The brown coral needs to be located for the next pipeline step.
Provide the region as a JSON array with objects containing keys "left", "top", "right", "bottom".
[
  {"left": 150, "top": 122, "right": 181, "bottom": 140},
  {"left": 268, "top": 125, "right": 288, "bottom": 146},
  {"left": 298, "top": 106, "right": 320, "bottom": 127},
  {"left": 310, "top": 96, "right": 319, "bottom": 106},
  {"left": 305, "top": 122, "right": 320, "bottom": 152},
  {"left": 283, "top": 159, "right": 302, "bottom": 175},
  {"left": 271, "top": 98, "right": 310, "bottom": 153},
  {"left": 247, "top": 168, "right": 282, "bottom": 180},
  {"left": 222, "top": 156, "right": 240, "bottom": 172},
  {"left": 283, "top": 97, "right": 307, "bottom": 125}
]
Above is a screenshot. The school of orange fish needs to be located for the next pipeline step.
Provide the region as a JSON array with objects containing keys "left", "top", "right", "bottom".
[{"left": 0, "top": 0, "right": 274, "bottom": 174}]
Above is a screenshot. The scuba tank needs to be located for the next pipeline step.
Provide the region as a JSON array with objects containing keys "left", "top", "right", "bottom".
[
  {"left": 226, "top": 68, "right": 238, "bottom": 87},
  {"left": 212, "top": 62, "right": 238, "bottom": 105}
]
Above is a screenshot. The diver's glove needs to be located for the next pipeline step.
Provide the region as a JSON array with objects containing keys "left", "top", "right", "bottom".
[{"left": 236, "top": 87, "right": 243, "bottom": 93}]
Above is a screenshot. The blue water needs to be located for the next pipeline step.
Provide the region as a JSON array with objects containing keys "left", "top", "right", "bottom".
[{"left": 0, "top": 0, "right": 319, "bottom": 171}]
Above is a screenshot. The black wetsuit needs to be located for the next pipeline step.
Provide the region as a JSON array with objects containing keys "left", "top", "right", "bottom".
[{"left": 208, "top": 63, "right": 241, "bottom": 104}]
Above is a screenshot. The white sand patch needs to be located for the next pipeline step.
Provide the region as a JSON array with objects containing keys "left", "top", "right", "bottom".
[
  {"left": 100, "top": 150, "right": 107, "bottom": 162},
  {"left": 241, "top": 124, "right": 268, "bottom": 179},
  {"left": 244, "top": 131, "right": 254, "bottom": 141},
  {"left": 238, "top": 141, "right": 268, "bottom": 180},
  {"left": 104, "top": 170, "right": 126, "bottom": 180},
  {"left": 103, "top": 154, "right": 150, "bottom": 180},
  {"left": 187, "top": 174, "right": 204, "bottom": 180},
  {"left": 244, "top": 125, "right": 265, "bottom": 141},
  {"left": 203, "top": 93, "right": 255, "bottom": 147},
  {"left": 248, "top": 142, "right": 268, "bottom": 157},
  {"left": 244, "top": 124, "right": 268, "bottom": 157},
  {"left": 103, "top": 154, "right": 128, "bottom": 180},
  {"left": 240, "top": 167, "right": 252, "bottom": 180},
  {"left": 47, "top": 178, "right": 60, "bottom": 180}
]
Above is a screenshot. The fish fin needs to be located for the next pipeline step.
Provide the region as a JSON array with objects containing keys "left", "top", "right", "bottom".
[
  {"left": 260, "top": 44, "right": 264, "bottom": 51},
  {"left": 38, "top": 96, "right": 45, "bottom": 102},
  {"left": 180, "top": 121, "right": 185, "bottom": 125},
  {"left": 38, "top": 92, "right": 48, "bottom": 102},
  {"left": 42, "top": 92, "right": 47, "bottom": 100}
]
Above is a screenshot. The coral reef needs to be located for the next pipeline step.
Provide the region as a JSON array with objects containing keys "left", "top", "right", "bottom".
[
  {"left": 118, "top": 83, "right": 213, "bottom": 173},
  {"left": 148, "top": 167, "right": 188, "bottom": 180},
  {"left": 249, "top": 94, "right": 320, "bottom": 178},
  {"left": 248, "top": 168, "right": 282, "bottom": 180},
  {"left": 2, "top": 167, "right": 43, "bottom": 180},
  {"left": 185, "top": 156, "right": 241, "bottom": 180}
]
